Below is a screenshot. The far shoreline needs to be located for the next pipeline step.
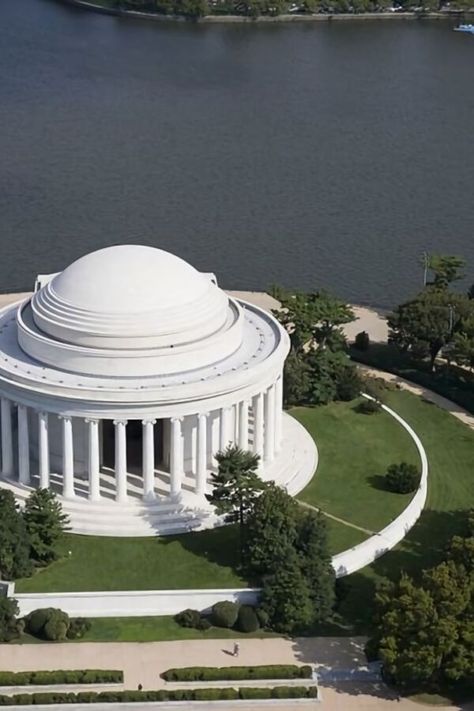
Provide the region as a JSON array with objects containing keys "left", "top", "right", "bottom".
[{"left": 55, "top": 0, "right": 472, "bottom": 24}]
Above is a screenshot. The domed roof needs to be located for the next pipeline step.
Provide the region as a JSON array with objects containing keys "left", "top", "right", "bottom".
[
  {"left": 51, "top": 245, "right": 208, "bottom": 314},
  {"left": 28, "top": 245, "right": 230, "bottom": 352}
]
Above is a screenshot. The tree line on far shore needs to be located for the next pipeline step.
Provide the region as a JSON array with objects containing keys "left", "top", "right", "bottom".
[{"left": 104, "top": 0, "right": 474, "bottom": 20}]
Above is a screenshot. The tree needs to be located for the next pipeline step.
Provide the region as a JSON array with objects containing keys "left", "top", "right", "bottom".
[
  {"left": 427, "top": 254, "right": 466, "bottom": 290},
  {"left": 296, "top": 510, "right": 335, "bottom": 622},
  {"left": 388, "top": 290, "right": 474, "bottom": 371},
  {"left": 23, "top": 489, "right": 69, "bottom": 566},
  {"left": 0, "top": 597, "right": 23, "bottom": 643},
  {"left": 260, "top": 551, "right": 314, "bottom": 634},
  {"left": 244, "top": 483, "right": 300, "bottom": 576},
  {"left": 370, "top": 517, "right": 474, "bottom": 689},
  {"left": 206, "top": 446, "right": 264, "bottom": 554},
  {"left": 283, "top": 350, "right": 311, "bottom": 407},
  {"left": 385, "top": 462, "right": 420, "bottom": 494},
  {"left": 0, "top": 490, "right": 32, "bottom": 580}
]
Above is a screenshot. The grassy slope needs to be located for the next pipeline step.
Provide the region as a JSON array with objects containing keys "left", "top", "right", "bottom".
[
  {"left": 293, "top": 398, "right": 419, "bottom": 532},
  {"left": 335, "top": 389, "right": 474, "bottom": 633}
]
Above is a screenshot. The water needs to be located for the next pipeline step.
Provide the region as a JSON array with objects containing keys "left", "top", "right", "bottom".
[{"left": 1, "top": 1, "right": 473, "bottom": 308}]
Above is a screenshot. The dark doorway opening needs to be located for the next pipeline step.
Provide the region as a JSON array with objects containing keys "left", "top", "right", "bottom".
[{"left": 100, "top": 420, "right": 165, "bottom": 475}]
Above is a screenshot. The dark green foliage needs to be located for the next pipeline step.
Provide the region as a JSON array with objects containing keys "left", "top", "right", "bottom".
[
  {"left": 0, "top": 686, "right": 319, "bottom": 705},
  {"left": 354, "top": 330, "right": 370, "bottom": 351},
  {"left": 283, "top": 351, "right": 311, "bottom": 407},
  {"left": 0, "top": 670, "right": 123, "bottom": 686},
  {"left": 427, "top": 254, "right": 466, "bottom": 290},
  {"left": 236, "top": 605, "right": 260, "bottom": 633},
  {"left": 335, "top": 365, "right": 363, "bottom": 401},
  {"left": 296, "top": 510, "right": 336, "bottom": 622},
  {"left": 206, "top": 445, "right": 264, "bottom": 554},
  {"left": 356, "top": 398, "right": 381, "bottom": 415},
  {"left": 0, "top": 598, "right": 22, "bottom": 643},
  {"left": 196, "top": 617, "right": 211, "bottom": 630},
  {"left": 25, "top": 607, "right": 71, "bottom": 640},
  {"left": 66, "top": 617, "right": 91, "bottom": 639},
  {"left": 245, "top": 485, "right": 335, "bottom": 633},
  {"left": 369, "top": 519, "right": 474, "bottom": 689},
  {"left": 210, "top": 600, "right": 239, "bottom": 628},
  {"left": 255, "top": 606, "right": 270, "bottom": 628},
  {"left": 385, "top": 462, "right": 420, "bottom": 494},
  {"left": 174, "top": 608, "right": 201, "bottom": 629},
  {"left": 23, "top": 489, "right": 69, "bottom": 566},
  {"left": 162, "top": 665, "right": 312, "bottom": 681},
  {"left": 0, "top": 490, "right": 32, "bottom": 580}
]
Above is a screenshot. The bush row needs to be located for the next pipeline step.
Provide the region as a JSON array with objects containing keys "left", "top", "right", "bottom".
[
  {"left": 0, "top": 670, "right": 123, "bottom": 686},
  {"left": 162, "top": 664, "right": 312, "bottom": 681},
  {"left": 0, "top": 686, "right": 318, "bottom": 705},
  {"left": 176, "top": 601, "right": 264, "bottom": 634}
]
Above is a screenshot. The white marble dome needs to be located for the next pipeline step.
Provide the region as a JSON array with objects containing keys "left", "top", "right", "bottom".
[{"left": 0, "top": 244, "right": 316, "bottom": 536}]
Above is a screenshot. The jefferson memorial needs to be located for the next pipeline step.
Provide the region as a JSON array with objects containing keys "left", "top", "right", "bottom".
[{"left": 0, "top": 246, "right": 316, "bottom": 535}]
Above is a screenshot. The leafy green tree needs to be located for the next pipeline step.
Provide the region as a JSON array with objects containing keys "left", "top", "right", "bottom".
[
  {"left": 296, "top": 510, "right": 335, "bottom": 622},
  {"left": 260, "top": 551, "right": 314, "bottom": 634},
  {"left": 0, "top": 490, "right": 32, "bottom": 580},
  {"left": 283, "top": 350, "right": 311, "bottom": 407},
  {"left": 206, "top": 446, "right": 264, "bottom": 553},
  {"left": 385, "top": 462, "right": 420, "bottom": 494},
  {"left": 388, "top": 290, "right": 474, "bottom": 371},
  {"left": 244, "top": 483, "right": 300, "bottom": 576},
  {"left": 427, "top": 254, "right": 466, "bottom": 290},
  {"left": 0, "top": 597, "right": 23, "bottom": 643},
  {"left": 23, "top": 489, "right": 69, "bottom": 566}
]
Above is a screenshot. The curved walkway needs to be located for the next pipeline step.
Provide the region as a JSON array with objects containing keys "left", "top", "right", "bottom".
[{"left": 358, "top": 363, "right": 474, "bottom": 431}]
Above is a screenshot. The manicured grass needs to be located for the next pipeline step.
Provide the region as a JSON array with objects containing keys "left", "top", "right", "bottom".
[
  {"left": 323, "top": 516, "right": 368, "bottom": 554},
  {"left": 335, "top": 389, "right": 474, "bottom": 634},
  {"left": 15, "top": 525, "right": 247, "bottom": 593},
  {"left": 16, "top": 617, "right": 277, "bottom": 644},
  {"left": 293, "top": 398, "right": 419, "bottom": 533}
]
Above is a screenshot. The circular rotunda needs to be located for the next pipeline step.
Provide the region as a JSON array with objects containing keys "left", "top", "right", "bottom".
[{"left": 0, "top": 245, "right": 316, "bottom": 536}]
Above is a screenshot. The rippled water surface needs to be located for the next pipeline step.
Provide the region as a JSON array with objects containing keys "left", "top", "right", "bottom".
[{"left": 1, "top": 1, "right": 473, "bottom": 306}]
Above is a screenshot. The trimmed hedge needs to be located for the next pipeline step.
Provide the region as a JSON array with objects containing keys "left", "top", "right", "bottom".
[
  {"left": 0, "top": 686, "right": 318, "bottom": 704},
  {"left": 0, "top": 670, "right": 123, "bottom": 686},
  {"left": 162, "top": 664, "right": 313, "bottom": 681}
]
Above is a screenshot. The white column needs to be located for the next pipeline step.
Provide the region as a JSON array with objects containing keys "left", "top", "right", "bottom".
[
  {"left": 17, "top": 404, "right": 30, "bottom": 485},
  {"left": 233, "top": 403, "right": 239, "bottom": 443},
  {"left": 252, "top": 392, "right": 264, "bottom": 458},
  {"left": 114, "top": 419, "right": 128, "bottom": 503},
  {"left": 238, "top": 401, "right": 249, "bottom": 451},
  {"left": 61, "top": 415, "right": 75, "bottom": 499},
  {"left": 274, "top": 376, "right": 283, "bottom": 454},
  {"left": 38, "top": 412, "right": 50, "bottom": 489},
  {"left": 196, "top": 413, "right": 208, "bottom": 496},
  {"left": 1, "top": 398, "right": 13, "bottom": 477},
  {"left": 219, "top": 406, "right": 232, "bottom": 452},
  {"left": 170, "top": 417, "right": 183, "bottom": 498},
  {"left": 142, "top": 419, "right": 156, "bottom": 501},
  {"left": 264, "top": 384, "right": 276, "bottom": 463},
  {"left": 87, "top": 418, "right": 100, "bottom": 502}
]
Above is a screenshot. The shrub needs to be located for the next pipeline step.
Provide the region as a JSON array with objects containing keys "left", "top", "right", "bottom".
[
  {"left": 161, "top": 665, "right": 312, "bottom": 682},
  {"left": 0, "top": 670, "right": 123, "bottom": 686},
  {"left": 43, "top": 610, "right": 70, "bottom": 641},
  {"left": 356, "top": 398, "right": 381, "bottom": 415},
  {"left": 25, "top": 608, "right": 54, "bottom": 637},
  {"left": 385, "top": 462, "right": 421, "bottom": 494},
  {"left": 236, "top": 605, "right": 259, "bottom": 633},
  {"left": 239, "top": 687, "right": 269, "bottom": 699},
  {"left": 336, "top": 367, "right": 362, "bottom": 401},
  {"left": 0, "top": 598, "right": 22, "bottom": 643},
  {"left": 255, "top": 607, "right": 270, "bottom": 628},
  {"left": 174, "top": 608, "right": 201, "bottom": 629},
  {"left": 210, "top": 600, "right": 239, "bottom": 628},
  {"left": 196, "top": 617, "right": 211, "bottom": 631},
  {"left": 66, "top": 617, "right": 91, "bottom": 639},
  {"left": 354, "top": 330, "right": 370, "bottom": 351}
]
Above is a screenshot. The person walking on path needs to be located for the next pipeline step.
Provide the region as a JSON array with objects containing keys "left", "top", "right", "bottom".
[{"left": 233, "top": 642, "right": 240, "bottom": 657}]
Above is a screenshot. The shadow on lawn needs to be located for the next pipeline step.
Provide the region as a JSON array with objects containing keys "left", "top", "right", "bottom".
[{"left": 159, "top": 523, "right": 252, "bottom": 583}]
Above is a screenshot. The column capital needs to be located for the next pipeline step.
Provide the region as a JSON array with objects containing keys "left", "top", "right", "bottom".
[
  {"left": 142, "top": 418, "right": 157, "bottom": 426},
  {"left": 171, "top": 416, "right": 183, "bottom": 424},
  {"left": 85, "top": 417, "right": 99, "bottom": 425},
  {"left": 113, "top": 419, "right": 128, "bottom": 426},
  {"left": 58, "top": 414, "right": 72, "bottom": 422},
  {"left": 198, "top": 412, "right": 210, "bottom": 420},
  {"left": 37, "top": 410, "right": 49, "bottom": 419}
]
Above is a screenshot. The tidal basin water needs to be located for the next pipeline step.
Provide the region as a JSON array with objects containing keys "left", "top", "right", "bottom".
[{"left": 1, "top": 1, "right": 474, "bottom": 307}]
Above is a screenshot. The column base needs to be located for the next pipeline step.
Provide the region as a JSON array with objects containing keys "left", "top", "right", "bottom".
[{"left": 143, "top": 491, "right": 156, "bottom": 503}]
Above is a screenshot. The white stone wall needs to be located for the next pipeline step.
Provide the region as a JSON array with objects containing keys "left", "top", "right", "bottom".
[{"left": 15, "top": 588, "right": 260, "bottom": 618}]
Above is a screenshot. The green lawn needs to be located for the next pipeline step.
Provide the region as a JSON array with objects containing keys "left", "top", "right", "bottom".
[
  {"left": 293, "top": 398, "right": 419, "bottom": 533},
  {"left": 16, "top": 616, "right": 277, "bottom": 644},
  {"left": 16, "top": 525, "right": 247, "bottom": 593},
  {"left": 16, "top": 389, "right": 474, "bottom": 638},
  {"left": 334, "top": 389, "right": 474, "bottom": 634}
]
